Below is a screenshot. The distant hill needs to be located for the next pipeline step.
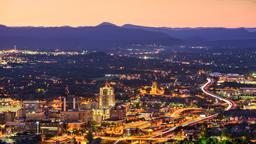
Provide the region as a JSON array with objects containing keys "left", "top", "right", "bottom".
[
  {"left": 123, "top": 24, "right": 256, "bottom": 48},
  {"left": 0, "top": 22, "right": 181, "bottom": 50}
]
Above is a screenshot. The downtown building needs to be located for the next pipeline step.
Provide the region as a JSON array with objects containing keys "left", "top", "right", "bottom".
[{"left": 96, "top": 83, "right": 116, "bottom": 121}]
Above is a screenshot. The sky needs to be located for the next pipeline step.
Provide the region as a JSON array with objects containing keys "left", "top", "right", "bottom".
[{"left": 1, "top": 0, "right": 256, "bottom": 28}]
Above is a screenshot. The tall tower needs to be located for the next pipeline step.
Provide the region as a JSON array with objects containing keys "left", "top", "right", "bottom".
[{"left": 99, "top": 83, "right": 115, "bottom": 109}]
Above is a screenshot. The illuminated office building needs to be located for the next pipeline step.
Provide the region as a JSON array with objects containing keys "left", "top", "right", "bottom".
[{"left": 99, "top": 83, "right": 115, "bottom": 109}]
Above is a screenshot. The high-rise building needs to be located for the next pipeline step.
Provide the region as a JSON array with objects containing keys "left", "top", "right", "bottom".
[{"left": 99, "top": 83, "right": 115, "bottom": 109}]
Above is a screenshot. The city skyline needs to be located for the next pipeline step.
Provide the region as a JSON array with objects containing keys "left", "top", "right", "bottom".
[
  {"left": 1, "top": 0, "right": 256, "bottom": 28},
  {"left": 0, "top": 0, "right": 255, "bottom": 143}
]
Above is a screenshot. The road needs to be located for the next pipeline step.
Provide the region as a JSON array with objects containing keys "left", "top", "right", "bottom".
[
  {"left": 170, "top": 108, "right": 203, "bottom": 118},
  {"left": 201, "top": 78, "right": 237, "bottom": 111}
]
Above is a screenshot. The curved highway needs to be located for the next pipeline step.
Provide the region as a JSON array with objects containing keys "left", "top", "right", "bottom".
[{"left": 201, "top": 78, "right": 236, "bottom": 111}]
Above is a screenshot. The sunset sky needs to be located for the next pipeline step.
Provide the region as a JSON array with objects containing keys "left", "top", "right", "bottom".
[{"left": 1, "top": 0, "right": 256, "bottom": 28}]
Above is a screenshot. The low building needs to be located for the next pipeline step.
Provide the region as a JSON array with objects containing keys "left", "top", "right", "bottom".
[
  {"left": 26, "top": 112, "right": 45, "bottom": 120},
  {"left": 110, "top": 106, "right": 126, "bottom": 120}
]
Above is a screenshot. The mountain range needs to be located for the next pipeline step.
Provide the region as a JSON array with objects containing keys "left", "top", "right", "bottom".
[
  {"left": 0, "top": 22, "right": 256, "bottom": 50},
  {"left": 123, "top": 24, "right": 256, "bottom": 48}
]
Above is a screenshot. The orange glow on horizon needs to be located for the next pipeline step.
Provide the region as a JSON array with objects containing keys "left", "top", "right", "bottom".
[{"left": 0, "top": 0, "right": 256, "bottom": 28}]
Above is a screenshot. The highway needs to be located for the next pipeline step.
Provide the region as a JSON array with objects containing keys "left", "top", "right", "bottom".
[
  {"left": 201, "top": 78, "right": 237, "bottom": 111},
  {"left": 170, "top": 108, "right": 203, "bottom": 118}
]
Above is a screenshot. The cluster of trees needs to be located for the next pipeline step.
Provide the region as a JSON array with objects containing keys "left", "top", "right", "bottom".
[
  {"left": 176, "top": 124, "right": 250, "bottom": 144},
  {"left": 86, "top": 131, "right": 102, "bottom": 144},
  {"left": 176, "top": 136, "right": 249, "bottom": 144}
]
